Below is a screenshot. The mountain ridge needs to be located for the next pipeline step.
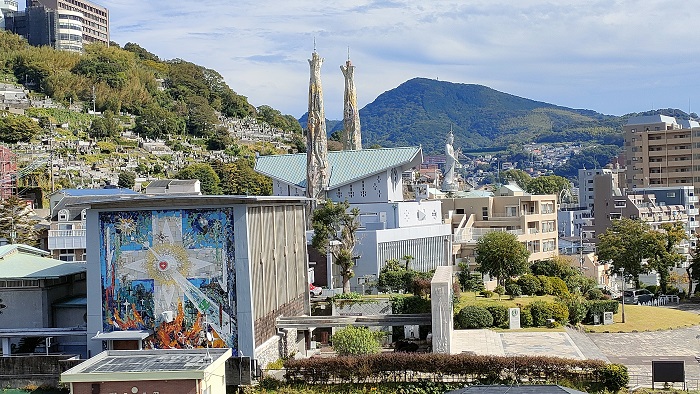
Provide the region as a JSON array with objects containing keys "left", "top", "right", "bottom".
[{"left": 308, "top": 77, "right": 696, "bottom": 155}]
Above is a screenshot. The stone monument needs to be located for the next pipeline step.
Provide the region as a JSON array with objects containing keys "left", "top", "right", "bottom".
[
  {"left": 340, "top": 54, "right": 362, "bottom": 150},
  {"left": 306, "top": 49, "right": 329, "bottom": 201},
  {"left": 441, "top": 131, "right": 459, "bottom": 192}
]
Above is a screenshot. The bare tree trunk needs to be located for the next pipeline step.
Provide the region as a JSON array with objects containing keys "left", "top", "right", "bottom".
[{"left": 687, "top": 267, "right": 694, "bottom": 296}]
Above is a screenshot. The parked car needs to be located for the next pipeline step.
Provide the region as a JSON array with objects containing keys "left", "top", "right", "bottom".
[
  {"left": 623, "top": 289, "right": 654, "bottom": 304},
  {"left": 310, "top": 284, "right": 323, "bottom": 297}
]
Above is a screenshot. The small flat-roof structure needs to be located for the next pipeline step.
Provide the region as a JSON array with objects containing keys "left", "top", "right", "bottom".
[{"left": 62, "top": 349, "right": 232, "bottom": 393}]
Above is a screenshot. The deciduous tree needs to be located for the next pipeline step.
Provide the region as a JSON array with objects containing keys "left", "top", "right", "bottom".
[
  {"left": 649, "top": 222, "right": 687, "bottom": 293},
  {"left": 475, "top": 231, "right": 530, "bottom": 285},
  {"left": 175, "top": 163, "right": 221, "bottom": 195},
  {"left": 0, "top": 196, "right": 38, "bottom": 245},
  {"left": 598, "top": 218, "right": 657, "bottom": 289},
  {"left": 311, "top": 200, "right": 360, "bottom": 293}
]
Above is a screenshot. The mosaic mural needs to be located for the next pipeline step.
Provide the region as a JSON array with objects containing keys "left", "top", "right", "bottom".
[{"left": 99, "top": 208, "right": 236, "bottom": 351}]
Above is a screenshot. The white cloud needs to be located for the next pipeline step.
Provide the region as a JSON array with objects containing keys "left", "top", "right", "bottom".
[{"left": 108, "top": 0, "right": 700, "bottom": 119}]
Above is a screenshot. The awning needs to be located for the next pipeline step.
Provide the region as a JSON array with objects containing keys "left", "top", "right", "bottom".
[{"left": 92, "top": 330, "right": 152, "bottom": 341}]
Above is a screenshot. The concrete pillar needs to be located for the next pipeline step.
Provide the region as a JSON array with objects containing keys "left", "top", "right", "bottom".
[{"left": 430, "top": 266, "right": 453, "bottom": 354}]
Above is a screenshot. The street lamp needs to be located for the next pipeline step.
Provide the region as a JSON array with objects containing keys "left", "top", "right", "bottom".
[{"left": 620, "top": 267, "right": 626, "bottom": 324}]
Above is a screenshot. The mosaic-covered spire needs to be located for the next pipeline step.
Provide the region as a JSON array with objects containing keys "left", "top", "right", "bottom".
[
  {"left": 340, "top": 53, "right": 361, "bottom": 150},
  {"left": 306, "top": 49, "right": 328, "bottom": 200}
]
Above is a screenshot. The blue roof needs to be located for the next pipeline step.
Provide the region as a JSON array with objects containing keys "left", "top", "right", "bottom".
[
  {"left": 59, "top": 188, "right": 139, "bottom": 196},
  {"left": 255, "top": 147, "right": 422, "bottom": 189}
]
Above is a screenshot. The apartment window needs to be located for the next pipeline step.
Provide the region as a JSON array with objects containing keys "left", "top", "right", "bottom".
[
  {"left": 587, "top": 180, "right": 593, "bottom": 184},
  {"left": 505, "top": 206, "right": 517, "bottom": 217},
  {"left": 482, "top": 207, "right": 488, "bottom": 220},
  {"left": 58, "top": 223, "right": 73, "bottom": 230},
  {"left": 81, "top": 209, "right": 87, "bottom": 221},
  {"left": 59, "top": 249, "right": 75, "bottom": 262}
]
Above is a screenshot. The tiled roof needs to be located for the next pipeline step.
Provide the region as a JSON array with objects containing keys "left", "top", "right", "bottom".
[
  {"left": 0, "top": 244, "right": 85, "bottom": 279},
  {"left": 255, "top": 147, "right": 423, "bottom": 189}
]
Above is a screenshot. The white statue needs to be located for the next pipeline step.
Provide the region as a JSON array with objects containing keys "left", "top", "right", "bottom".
[{"left": 441, "top": 131, "right": 459, "bottom": 192}]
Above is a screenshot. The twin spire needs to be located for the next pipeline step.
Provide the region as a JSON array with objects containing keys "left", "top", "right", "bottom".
[{"left": 305, "top": 45, "right": 362, "bottom": 200}]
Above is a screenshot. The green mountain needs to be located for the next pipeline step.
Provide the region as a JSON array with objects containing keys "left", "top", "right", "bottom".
[{"left": 337, "top": 77, "right": 627, "bottom": 154}]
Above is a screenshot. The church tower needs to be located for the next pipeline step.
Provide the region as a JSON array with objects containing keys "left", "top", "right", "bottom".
[
  {"left": 340, "top": 54, "right": 362, "bottom": 150},
  {"left": 306, "top": 49, "right": 329, "bottom": 200}
]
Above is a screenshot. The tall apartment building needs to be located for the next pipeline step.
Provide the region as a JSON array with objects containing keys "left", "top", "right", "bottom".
[
  {"left": 27, "top": 0, "right": 108, "bottom": 45},
  {"left": 625, "top": 115, "right": 700, "bottom": 191}
]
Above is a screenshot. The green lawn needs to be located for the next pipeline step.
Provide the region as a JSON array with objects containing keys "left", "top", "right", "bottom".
[
  {"left": 455, "top": 292, "right": 556, "bottom": 310},
  {"left": 585, "top": 304, "right": 700, "bottom": 333},
  {"left": 457, "top": 293, "right": 700, "bottom": 333}
]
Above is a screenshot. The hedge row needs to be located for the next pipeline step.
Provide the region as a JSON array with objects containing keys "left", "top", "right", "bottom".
[
  {"left": 455, "top": 299, "right": 620, "bottom": 328},
  {"left": 283, "top": 353, "right": 627, "bottom": 391}
]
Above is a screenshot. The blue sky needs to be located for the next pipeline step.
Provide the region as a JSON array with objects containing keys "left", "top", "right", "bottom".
[{"left": 101, "top": 0, "right": 700, "bottom": 120}]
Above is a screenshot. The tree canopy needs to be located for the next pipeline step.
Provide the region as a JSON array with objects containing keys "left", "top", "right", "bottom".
[
  {"left": 175, "top": 163, "right": 221, "bottom": 195},
  {"left": 0, "top": 196, "right": 39, "bottom": 245},
  {"left": 311, "top": 200, "right": 360, "bottom": 293},
  {"left": 597, "top": 218, "right": 657, "bottom": 289},
  {"left": 475, "top": 231, "right": 530, "bottom": 285}
]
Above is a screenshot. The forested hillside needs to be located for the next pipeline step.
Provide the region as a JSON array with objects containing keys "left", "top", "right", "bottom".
[{"left": 0, "top": 31, "right": 301, "bottom": 141}]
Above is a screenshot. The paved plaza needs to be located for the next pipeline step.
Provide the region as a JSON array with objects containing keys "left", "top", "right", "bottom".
[{"left": 451, "top": 305, "right": 700, "bottom": 389}]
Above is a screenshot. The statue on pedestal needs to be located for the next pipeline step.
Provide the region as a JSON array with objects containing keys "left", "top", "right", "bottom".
[{"left": 441, "top": 131, "right": 459, "bottom": 192}]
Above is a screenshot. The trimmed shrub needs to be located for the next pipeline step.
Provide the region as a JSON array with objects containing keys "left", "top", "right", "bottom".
[
  {"left": 284, "top": 353, "right": 609, "bottom": 386},
  {"left": 520, "top": 308, "right": 533, "bottom": 327},
  {"left": 455, "top": 305, "right": 493, "bottom": 329},
  {"left": 331, "top": 326, "right": 382, "bottom": 356},
  {"left": 494, "top": 285, "right": 505, "bottom": 298},
  {"left": 518, "top": 274, "right": 542, "bottom": 296},
  {"left": 561, "top": 294, "right": 587, "bottom": 324},
  {"left": 391, "top": 295, "right": 431, "bottom": 314},
  {"left": 600, "top": 363, "right": 629, "bottom": 392},
  {"left": 537, "top": 275, "right": 553, "bottom": 295},
  {"left": 480, "top": 290, "right": 494, "bottom": 298},
  {"left": 485, "top": 304, "right": 509, "bottom": 328},
  {"left": 549, "top": 277, "right": 570, "bottom": 297},
  {"left": 528, "top": 300, "right": 569, "bottom": 326},
  {"left": 565, "top": 274, "right": 596, "bottom": 294},
  {"left": 506, "top": 283, "right": 522, "bottom": 298},
  {"left": 584, "top": 288, "right": 605, "bottom": 300}
]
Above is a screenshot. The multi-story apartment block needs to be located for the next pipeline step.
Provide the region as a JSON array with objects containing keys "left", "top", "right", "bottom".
[
  {"left": 443, "top": 183, "right": 559, "bottom": 268},
  {"left": 593, "top": 173, "right": 689, "bottom": 239},
  {"left": 625, "top": 115, "right": 700, "bottom": 193},
  {"left": 28, "top": 0, "right": 108, "bottom": 45},
  {"left": 578, "top": 167, "right": 625, "bottom": 211}
]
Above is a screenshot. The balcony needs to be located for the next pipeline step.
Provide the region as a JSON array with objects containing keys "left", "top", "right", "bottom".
[
  {"left": 453, "top": 228, "right": 524, "bottom": 243},
  {"left": 689, "top": 196, "right": 699, "bottom": 203},
  {"left": 688, "top": 208, "right": 699, "bottom": 216},
  {"left": 48, "top": 229, "right": 86, "bottom": 250}
]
